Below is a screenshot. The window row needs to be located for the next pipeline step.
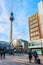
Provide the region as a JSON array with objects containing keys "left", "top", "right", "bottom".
[
  {"left": 31, "top": 36, "right": 40, "bottom": 40},
  {"left": 30, "top": 23, "right": 38, "bottom": 29},
  {"left": 30, "top": 27, "right": 38, "bottom": 32},
  {"left": 29, "top": 15, "right": 37, "bottom": 21},
  {"left": 29, "top": 20, "right": 37, "bottom": 25},
  {"left": 30, "top": 31, "right": 39, "bottom": 36}
]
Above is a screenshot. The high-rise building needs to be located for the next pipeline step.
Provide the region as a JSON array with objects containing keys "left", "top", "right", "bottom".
[
  {"left": 38, "top": 1, "right": 43, "bottom": 39},
  {"left": 28, "top": 0, "right": 43, "bottom": 55},
  {"left": 28, "top": 13, "right": 42, "bottom": 41},
  {"left": 28, "top": 1, "right": 43, "bottom": 41}
]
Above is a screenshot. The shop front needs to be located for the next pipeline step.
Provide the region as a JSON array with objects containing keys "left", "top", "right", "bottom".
[{"left": 29, "top": 39, "right": 43, "bottom": 54}]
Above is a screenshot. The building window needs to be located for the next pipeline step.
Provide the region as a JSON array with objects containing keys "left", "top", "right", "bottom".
[
  {"left": 35, "top": 27, "right": 38, "bottom": 30},
  {"left": 31, "top": 34, "right": 33, "bottom": 36},
  {"left": 36, "top": 36, "right": 40, "bottom": 39},
  {"left": 30, "top": 23, "right": 38, "bottom": 29},
  {"left": 29, "top": 20, "right": 37, "bottom": 25},
  {"left": 33, "top": 37, "right": 37, "bottom": 40},
  {"left": 35, "top": 31, "right": 39, "bottom": 35},
  {"left": 31, "top": 38, "right": 34, "bottom": 40},
  {"left": 33, "top": 16, "right": 36, "bottom": 19}
]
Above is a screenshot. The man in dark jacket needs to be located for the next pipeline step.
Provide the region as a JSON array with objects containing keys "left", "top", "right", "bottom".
[
  {"left": 33, "top": 51, "right": 38, "bottom": 63},
  {"left": 28, "top": 50, "right": 32, "bottom": 63}
]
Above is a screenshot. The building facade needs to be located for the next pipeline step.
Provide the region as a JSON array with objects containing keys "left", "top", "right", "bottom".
[
  {"left": 11, "top": 39, "right": 28, "bottom": 53},
  {"left": 28, "top": 13, "right": 42, "bottom": 41},
  {"left": 28, "top": 1, "right": 43, "bottom": 41},
  {"left": 28, "top": 1, "right": 43, "bottom": 54},
  {"left": 28, "top": 39, "right": 43, "bottom": 54},
  {"left": 38, "top": 1, "right": 43, "bottom": 38}
]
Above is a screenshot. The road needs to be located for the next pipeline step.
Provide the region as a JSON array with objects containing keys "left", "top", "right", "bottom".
[{"left": 0, "top": 53, "right": 43, "bottom": 65}]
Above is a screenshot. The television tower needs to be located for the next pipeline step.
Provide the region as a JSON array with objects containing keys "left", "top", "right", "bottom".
[{"left": 9, "top": 0, "right": 14, "bottom": 45}]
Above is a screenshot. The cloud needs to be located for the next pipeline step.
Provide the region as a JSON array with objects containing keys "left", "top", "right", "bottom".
[
  {"left": 0, "top": 0, "right": 10, "bottom": 41},
  {"left": 0, "top": 38, "right": 8, "bottom": 42},
  {"left": 0, "top": 23, "right": 10, "bottom": 41},
  {"left": 0, "top": 23, "right": 9, "bottom": 33},
  {"left": 0, "top": 35, "right": 9, "bottom": 42},
  {"left": 0, "top": 0, "right": 37, "bottom": 41},
  {"left": 12, "top": 25, "right": 21, "bottom": 39},
  {"left": 0, "top": 0, "right": 9, "bottom": 21},
  {"left": 12, "top": 0, "right": 29, "bottom": 40},
  {"left": 16, "top": 11, "right": 25, "bottom": 27},
  {"left": 13, "top": 0, "right": 28, "bottom": 27}
]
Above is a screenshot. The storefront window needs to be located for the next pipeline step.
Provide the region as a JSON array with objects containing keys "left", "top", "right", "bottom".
[
  {"left": 41, "top": 40, "right": 43, "bottom": 46},
  {"left": 32, "top": 49, "right": 42, "bottom": 54},
  {"left": 29, "top": 39, "right": 43, "bottom": 54},
  {"left": 29, "top": 40, "right": 42, "bottom": 46}
]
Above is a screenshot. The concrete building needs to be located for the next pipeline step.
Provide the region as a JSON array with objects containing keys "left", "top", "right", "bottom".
[
  {"left": 28, "top": 1, "right": 43, "bottom": 41},
  {"left": 11, "top": 39, "right": 28, "bottom": 53},
  {"left": 28, "top": 39, "right": 43, "bottom": 54},
  {"left": 28, "top": 1, "right": 43, "bottom": 54},
  {"left": 28, "top": 12, "right": 42, "bottom": 41},
  {"left": 38, "top": 1, "right": 43, "bottom": 38}
]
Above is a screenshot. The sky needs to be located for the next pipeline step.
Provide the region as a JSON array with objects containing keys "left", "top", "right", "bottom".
[{"left": 0, "top": 0, "right": 41, "bottom": 42}]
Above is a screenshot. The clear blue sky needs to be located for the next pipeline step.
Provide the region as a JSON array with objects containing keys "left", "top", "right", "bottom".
[{"left": 0, "top": 0, "right": 41, "bottom": 42}]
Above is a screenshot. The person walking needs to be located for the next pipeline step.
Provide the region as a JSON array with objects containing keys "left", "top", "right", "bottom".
[
  {"left": 3, "top": 50, "right": 5, "bottom": 58},
  {"left": 0, "top": 48, "right": 3, "bottom": 59},
  {"left": 28, "top": 50, "right": 32, "bottom": 63},
  {"left": 33, "top": 51, "right": 38, "bottom": 63},
  {"left": 0, "top": 51, "right": 3, "bottom": 58},
  {"left": 3, "top": 47, "right": 6, "bottom": 58}
]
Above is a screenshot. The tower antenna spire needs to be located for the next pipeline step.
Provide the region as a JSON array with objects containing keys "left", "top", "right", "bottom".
[
  {"left": 9, "top": 0, "right": 14, "bottom": 45},
  {"left": 11, "top": 0, "right": 13, "bottom": 13}
]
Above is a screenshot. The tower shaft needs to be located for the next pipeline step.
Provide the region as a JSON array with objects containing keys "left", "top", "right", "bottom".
[
  {"left": 10, "top": 20, "right": 12, "bottom": 44},
  {"left": 9, "top": 0, "right": 14, "bottom": 45},
  {"left": 10, "top": 12, "right": 14, "bottom": 45}
]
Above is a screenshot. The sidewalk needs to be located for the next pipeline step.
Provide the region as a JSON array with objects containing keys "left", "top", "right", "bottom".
[
  {"left": 31, "top": 55, "right": 43, "bottom": 64},
  {"left": 0, "top": 54, "right": 43, "bottom": 65},
  {"left": 39, "top": 55, "right": 43, "bottom": 64}
]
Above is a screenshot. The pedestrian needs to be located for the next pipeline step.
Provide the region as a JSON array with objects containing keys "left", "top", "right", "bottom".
[
  {"left": 0, "top": 52, "right": 2, "bottom": 58},
  {"left": 28, "top": 50, "right": 32, "bottom": 63},
  {"left": 0, "top": 51, "right": 3, "bottom": 58},
  {"left": 3, "top": 51, "right": 5, "bottom": 58},
  {"left": 33, "top": 51, "right": 38, "bottom": 63},
  {"left": 3, "top": 47, "right": 6, "bottom": 58}
]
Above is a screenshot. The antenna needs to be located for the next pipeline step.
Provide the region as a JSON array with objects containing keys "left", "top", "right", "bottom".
[
  {"left": 11, "top": 0, "right": 13, "bottom": 13},
  {"left": 41, "top": 0, "right": 43, "bottom": 4},
  {"left": 9, "top": 0, "right": 14, "bottom": 45},
  {"left": 41, "top": 0, "right": 43, "bottom": 2}
]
